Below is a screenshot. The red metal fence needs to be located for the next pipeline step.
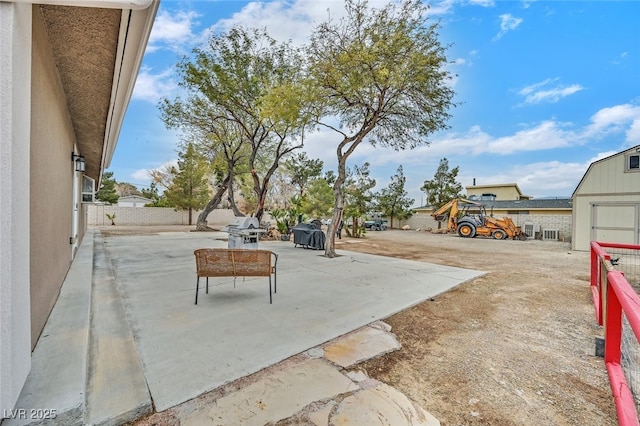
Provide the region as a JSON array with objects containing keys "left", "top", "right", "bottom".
[{"left": 590, "top": 241, "right": 640, "bottom": 426}]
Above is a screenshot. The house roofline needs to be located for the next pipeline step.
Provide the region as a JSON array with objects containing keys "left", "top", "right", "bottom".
[
  {"left": 5, "top": 0, "right": 153, "bottom": 10},
  {"left": 102, "top": 1, "right": 159, "bottom": 174}
]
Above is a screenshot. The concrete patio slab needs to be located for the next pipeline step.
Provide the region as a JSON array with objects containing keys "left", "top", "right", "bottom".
[
  {"left": 85, "top": 233, "right": 151, "bottom": 426},
  {"left": 101, "top": 230, "right": 484, "bottom": 412}
]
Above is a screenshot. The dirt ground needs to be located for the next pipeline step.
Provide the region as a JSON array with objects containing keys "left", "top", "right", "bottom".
[
  {"left": 105, "top": 225, "right": 617, "bottom": 425},
  {"left": 337, "top": 229, "right": 616, "bottom": 426}
]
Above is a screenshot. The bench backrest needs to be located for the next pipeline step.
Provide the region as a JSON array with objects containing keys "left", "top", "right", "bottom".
[{"left": 194, "top": 248, "right": 273, "bottom": 278}]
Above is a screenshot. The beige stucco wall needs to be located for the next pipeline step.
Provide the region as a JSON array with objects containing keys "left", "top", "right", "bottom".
[
  {"left": 466, "top": 185, "right": 521, "bottom": 200},
  {"left": 29, "top": 9, "right": 77, "bottom": 348}
]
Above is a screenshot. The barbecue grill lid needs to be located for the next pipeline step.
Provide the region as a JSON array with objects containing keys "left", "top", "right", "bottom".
[{"left": 222, "top": 216, "right": 260, "bottom": 232}]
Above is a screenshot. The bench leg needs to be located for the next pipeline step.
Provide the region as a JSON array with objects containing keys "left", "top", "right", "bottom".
[
  {"left": 195, "top": 277, "right": 199, "bottom": 305},
  {"left": 268, "top": 276, "right": 272, "bottom": 304},
  {"left": 206, "top": 277, "right": 209, "bottom": 294}
]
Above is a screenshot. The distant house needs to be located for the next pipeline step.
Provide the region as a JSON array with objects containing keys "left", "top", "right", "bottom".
[
  {"left": 409, "top": 183, "right": 572, "bottom": 239},
  {"left": 572, "top": 145, "right": 640, "bottom": 251},
  {"left": 118, "top": 195, "right": 153, "bottom": 207},
  {"left": 1, "top": 0, "right": 158, "bottom": 414},
  {"left": 466, "top": 182, "right": 532, "bottom": 201}
]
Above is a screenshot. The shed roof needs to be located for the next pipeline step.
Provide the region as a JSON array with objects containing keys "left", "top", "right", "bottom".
[
  {"left": 119, "top": 195, "right": 152, "bottom": 202},
  {"left": 571, "top": 144, "right": 640, "bottom": 197}
]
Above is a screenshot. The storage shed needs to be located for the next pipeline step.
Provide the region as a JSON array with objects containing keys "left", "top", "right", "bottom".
[
  {"left": 118, "top": 195, "right": 153, "bottom": 207},
  {"left": 572, "top": 145, "right": 640, "bottom": 251}
]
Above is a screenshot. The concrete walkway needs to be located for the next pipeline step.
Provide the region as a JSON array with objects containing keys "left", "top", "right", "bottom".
[{"left": 5, "top": 228, "right": 483, "bottom": 425}]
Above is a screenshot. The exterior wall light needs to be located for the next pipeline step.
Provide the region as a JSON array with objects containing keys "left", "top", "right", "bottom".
[{"left": 72, "top": 153, "right": 86, "bottom": 172}]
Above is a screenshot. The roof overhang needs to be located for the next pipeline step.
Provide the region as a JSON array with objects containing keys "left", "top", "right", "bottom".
[
  {"left": 6, "top": 0, "right": 159, "bottom": 181},
  {"left": 7, "top": 0, "right": 154, "bottom": 9},
  {"left": 100, "top": 1, "right": 159, "bottom": 174}
]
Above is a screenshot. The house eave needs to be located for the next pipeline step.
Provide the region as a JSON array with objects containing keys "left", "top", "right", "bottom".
[{"left": 101, "top": 2, "right": 158, "bottom": 175}]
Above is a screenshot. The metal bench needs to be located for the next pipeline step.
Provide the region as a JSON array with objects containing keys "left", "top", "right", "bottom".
[{"left": 193, "top": 248, "right": 278, "bottom": 304}]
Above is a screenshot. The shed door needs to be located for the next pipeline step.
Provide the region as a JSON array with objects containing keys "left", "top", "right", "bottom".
[{"left": 591, "top": 203, "right": 639, "bottom": 244}]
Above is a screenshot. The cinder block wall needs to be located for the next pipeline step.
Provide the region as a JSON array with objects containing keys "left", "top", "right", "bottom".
[
  {"left": 397, "top": 213, "right": 440, "bottom": 230},
  {"left": 508, "top": 214, "right": 573, "bottom": 241},
  {"left": 87, "top": 205, "right": 237, "bottom": 228}
]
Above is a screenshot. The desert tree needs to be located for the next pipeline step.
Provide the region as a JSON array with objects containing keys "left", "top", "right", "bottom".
[
  {"left": 161, "top": 26, "right": 316, "bottom": 224},
  {"left": 375, "top": 165, "right": 414, "bottom": 228},
  {"left": 307, "top": 0, "right": 456, "bottom": 257}
]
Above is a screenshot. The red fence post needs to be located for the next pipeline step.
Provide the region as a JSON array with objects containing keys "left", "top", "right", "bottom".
[
  {"left": 604, "top": 276, "right": 622, "bottom": 365},
  {"left": 605, "top": 270, "right": 640, "bottom": 426},
  {"left": 591, "top": 241, "right": 611, "bottom": 326}
]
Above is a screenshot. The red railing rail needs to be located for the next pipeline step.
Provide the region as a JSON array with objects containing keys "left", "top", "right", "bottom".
[{"left": 591, "top": 241, "right": 640, "bottom": 426}]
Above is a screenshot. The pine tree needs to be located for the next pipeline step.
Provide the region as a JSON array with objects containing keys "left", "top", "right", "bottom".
[
  {"left": 164, "top": 144, "right": 211, "bottom": 225},
  {"left": 375, "top": 166, "right": 415, "bottom": 228},
  {"left": 95, "top": 171, "right": 119, "bottom": 205},
  {"left": 421, "top": 158, "right": 463, "bottom": 208}
]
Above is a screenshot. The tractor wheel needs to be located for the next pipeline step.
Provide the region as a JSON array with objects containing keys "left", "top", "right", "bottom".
[
  {"left": 457, "top": 224, "right": 476, "bottom": 238},
  {"left": 492, "top": 230, "right": 507, "bottom": 240}
]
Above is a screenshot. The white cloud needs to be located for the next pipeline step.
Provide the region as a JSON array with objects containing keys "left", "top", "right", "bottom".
[
  {"left": 131, "top": 160, "right": 178, "bottom": 183},
  {"left": 459, "top": 152, "right": 615, "bottom": 198},
  {"left": 131, "top": 168, "right": 153, "bottom": 182},
  {"left": 525, "top": 85, "right": 584, "bottom": 104},
  {"left": 626, "top": 118, "right": 640, "bottom": 146},
  {"left": 425, "top": 0, "right": 458, "bottom": 16},
  {"left": 611, "top": 51, "right": 629, "bottom": 65},
  {"left": 512, "top": 160, "right": 587, "bottom": 194},
  {"left": 147, "top": 10, "right": 199, "bottom": 53},
  {"left": 517, "top": 79, "right": 585, "bottom": 104},
  {"left": 468, "top": 0, "right": 495, "bottom": 7},
  {"left": 518, "top": 78, "right": 556, "bottom": 96},
  {"left": 206, "top": 0, "right": 454, "bottom": 47},
  {"left": 487, "top": 121, "right": 575, "bottom": 152},
  {"left": 302, "top": 102, "right": 639, "bottom": 198},
  {"left": 132, "top": 67, "right": 177, "bottom": 103},
  {"left": 583, "top": 103, "right": 640, "bottom": 143},
  {"left": 420, "top": 121, "right": 574, "bottom": 157},
  {"left": 207, "top": 0, "right": 343, "bottom": 46},
  {"left": 493, "top": 13, "right": 522, "bottom": 40}
]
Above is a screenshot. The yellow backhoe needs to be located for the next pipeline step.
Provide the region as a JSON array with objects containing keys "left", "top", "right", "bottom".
[{"left": 431, "top": 198, "right": 527, "bottom": 240}]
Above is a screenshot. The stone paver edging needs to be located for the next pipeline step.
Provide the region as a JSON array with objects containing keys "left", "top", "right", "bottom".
[{"left": 179, "top": 322, "right": 440, "bottom": 426}]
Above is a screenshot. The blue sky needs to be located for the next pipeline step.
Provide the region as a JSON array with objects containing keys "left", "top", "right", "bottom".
[{"left": 111, "top": 0, "right": 640, "bottom": 206}]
